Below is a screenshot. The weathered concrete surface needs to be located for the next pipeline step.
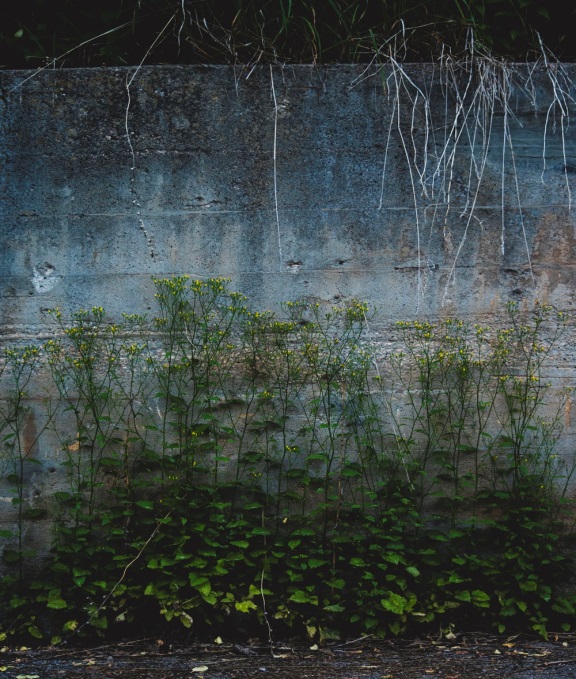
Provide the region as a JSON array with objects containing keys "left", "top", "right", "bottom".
[
  {"left": 2, "top": 64, "right": 576, "bottom": 556},
  {"left": 2, "top": 64, "right": 576, "bottom": 332}
]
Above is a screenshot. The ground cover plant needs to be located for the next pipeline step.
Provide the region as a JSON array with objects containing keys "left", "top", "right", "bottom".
[{"left": 0, "top": 277, "right": 574, "bottom": 644}]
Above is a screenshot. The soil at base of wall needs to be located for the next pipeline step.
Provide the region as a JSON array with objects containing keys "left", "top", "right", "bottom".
[{"left": 2, "top": 634, "right": 576, "bottom": 678}]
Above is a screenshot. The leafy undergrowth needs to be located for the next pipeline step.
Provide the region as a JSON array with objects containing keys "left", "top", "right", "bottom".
[
  {"left": 13, "top": 488, "right": 576, "bottom": 645},
  {"left": 0, "top": 278, "right": 575, "bottom": 644}
]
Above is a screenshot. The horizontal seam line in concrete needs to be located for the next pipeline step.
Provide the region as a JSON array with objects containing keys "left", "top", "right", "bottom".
[
  {"left": 0, "top": 271, "right": 559, "bottom": 288},
  {"left": 2, "top": 264, "right": 568, "bottom": 277},
  {"left": 6, "top": 204, "right": 573, "bottom": 217},
  {"left": 0, "top": 266, "right": 552, "bottom": 280}
]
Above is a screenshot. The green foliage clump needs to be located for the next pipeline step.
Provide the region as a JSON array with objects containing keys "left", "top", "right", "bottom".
[{"left": 0, "top": 278, "right": 574, "bottom": 645}]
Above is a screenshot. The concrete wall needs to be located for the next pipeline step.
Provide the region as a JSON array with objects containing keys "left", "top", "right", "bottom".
[
  {"left": 2, "top": 64, "right": 576, "bottom": 330},
  {"left": 2, "top": 63, "right": 576, "bottom": 553}
]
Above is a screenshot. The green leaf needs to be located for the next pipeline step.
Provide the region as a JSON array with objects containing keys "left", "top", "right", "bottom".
[
  {"left": 201, "top": 591, "right": 217, "bottom": 605},
  {"left": 179, "top": 612, "right": 193, "bottom": 628},
  {"left": 383, "top": 552, "right": 401, "bottom": 565},
  {"left": 455, "top": 590, "right": 471, "bottom": 602},
  {"left": 323, "top": 603, "right": 345, "bottom": 612},
  {"left": 250, "top": 527, "right": 270, "bottom": 536},
  {"left": 472, "top": 590, "right": 490, "bottom": 607},
  {"left": 350, "top": 557, "right": 366, "bottom": 567},
  {"left": 308, "top": 558, "right": 327, "bottom": 568},
  {"left": 47, "top": 594, "right": 67, "bottom": 610},
  {"left": 289, "top": 590, "right": 318, "bottom": 605},
  {"left": 381, "top": 592, "right": 407, "bottom": 615},
  {"left": 197, "top": 582, "right": 212, "bottom": 597},
  {"left": 62, "top": 620, "right": 78, "bottom": 632},
  {"left": 243, "top": 502, "right": 263, "bottom": 510},
  {"left": 89, "top": 615, "right": 108, "bottom": 630}
]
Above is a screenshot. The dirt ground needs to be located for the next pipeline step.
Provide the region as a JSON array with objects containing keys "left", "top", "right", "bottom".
[{"left": 1, "top": 634, "right": 576, "bottom": 679}]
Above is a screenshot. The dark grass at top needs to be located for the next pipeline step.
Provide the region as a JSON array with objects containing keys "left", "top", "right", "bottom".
[{"left": 1, "top": 0, "right": 575, "bottom": 69}]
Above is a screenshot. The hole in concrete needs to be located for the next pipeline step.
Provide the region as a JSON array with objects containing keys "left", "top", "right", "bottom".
[{"left": 286, "top": 260, "right": 302, "bottom": 273}]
